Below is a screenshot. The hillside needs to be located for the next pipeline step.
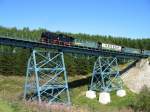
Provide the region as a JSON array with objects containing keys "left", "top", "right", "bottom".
[
  {"left": 0, "top": 74, "right": 136, "bottom": 112},
  {"left": 121, "top": 59, "right": 150, "bottom": 93}
]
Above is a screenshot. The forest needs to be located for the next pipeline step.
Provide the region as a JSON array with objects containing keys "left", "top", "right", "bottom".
[{"left": 0, "top": 26, "right": 150, "bottom": 76}]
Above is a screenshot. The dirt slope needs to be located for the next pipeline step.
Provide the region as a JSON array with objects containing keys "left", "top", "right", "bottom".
[{"left": 121, "top": 59, "right": 150, "bottom": 93}]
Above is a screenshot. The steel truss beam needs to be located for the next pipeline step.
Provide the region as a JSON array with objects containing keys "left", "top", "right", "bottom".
[
  {"left": 0, "top": 36, "right": 147, "bottom": 59},
  {"left": 24, "top": 50, "right": 70, "bottom": 104},
  {"left": 90, "top": 56, "right": 123, "bottom": 92}
]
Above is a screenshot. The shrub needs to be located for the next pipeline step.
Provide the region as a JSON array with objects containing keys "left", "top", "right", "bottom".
[{"left": 129, "top": 86, "right": 150, "bottom": 112}]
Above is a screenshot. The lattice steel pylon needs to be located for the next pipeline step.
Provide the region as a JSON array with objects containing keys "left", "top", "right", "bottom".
[
  {"left": 24, "top": 50, "right": 70, "bottom": 104},
  {"left": 90, "top": 56, "right": 123, "bottom": 92}
]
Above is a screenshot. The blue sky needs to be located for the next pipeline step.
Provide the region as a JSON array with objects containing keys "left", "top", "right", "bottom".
[{"left": 0, "top": 0, "right": 150, "bottom": 38}]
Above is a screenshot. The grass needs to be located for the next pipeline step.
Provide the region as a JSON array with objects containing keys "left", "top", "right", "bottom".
[
  {"left": 70, "top": 84, "right": 135, "bottom": 112},
  {"left": 0, "top": 74, "right": 135, "bottom": 112},
  {"left": 69, "top": 75, "right": 135, "bottom": 112},
  {"left": 0, "top": 100, "right": 14, "bottom": 112}
]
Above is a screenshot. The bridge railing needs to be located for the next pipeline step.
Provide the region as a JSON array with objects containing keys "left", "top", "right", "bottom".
[{"left": 0, "top": 32, "right": 39, "bottom": 42}]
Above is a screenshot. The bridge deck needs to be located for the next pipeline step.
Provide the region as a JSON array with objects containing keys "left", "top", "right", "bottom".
[{"left": 0, "top": 36, "right": 148, "bottom": 59}]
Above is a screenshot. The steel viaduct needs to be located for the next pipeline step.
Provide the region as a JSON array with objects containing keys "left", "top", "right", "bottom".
[{"left": 0, "top": 36, "right": 149, "bottom": 104}]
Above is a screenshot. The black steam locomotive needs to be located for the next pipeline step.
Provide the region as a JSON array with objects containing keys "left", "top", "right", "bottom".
[{"left": 41, "top": 32, "right": 74, "bottom": 46}]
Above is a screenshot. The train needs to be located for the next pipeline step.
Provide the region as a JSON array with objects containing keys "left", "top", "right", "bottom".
[{"left": 40, "top": 31, "right": 150, "bottom": 55}]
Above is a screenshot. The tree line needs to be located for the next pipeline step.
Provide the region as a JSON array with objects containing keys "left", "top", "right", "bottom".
[{"left": 0, "top": 26, "right": 149, "bottom": 76}]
